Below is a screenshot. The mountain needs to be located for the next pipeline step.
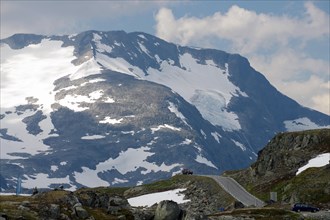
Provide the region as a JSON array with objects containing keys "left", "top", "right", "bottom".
[{"left": 0, "top": 30, "right": 329, "bottom": 191}]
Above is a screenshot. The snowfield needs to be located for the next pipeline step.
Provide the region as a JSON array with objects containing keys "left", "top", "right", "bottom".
[
  {"left": 128, "top": 188, "right": 190, "bottom": 207},
  {"left": 296, "top": 153, "right": 330, "bottom": 175},
  {"left": 73, "top": 147, "right": 182, "bottom": 187},
  {"left": 0, "top": 39, "right": 90, "bottom": 159}
]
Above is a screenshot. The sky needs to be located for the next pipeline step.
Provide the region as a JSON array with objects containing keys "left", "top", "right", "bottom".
[{"left": 1, "top": 0, "right": 329, "bottom": 115}]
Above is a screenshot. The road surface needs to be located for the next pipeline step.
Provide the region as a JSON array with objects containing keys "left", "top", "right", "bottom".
[{"left": 206, "top": 175, "right": 265, "bottom": 207}]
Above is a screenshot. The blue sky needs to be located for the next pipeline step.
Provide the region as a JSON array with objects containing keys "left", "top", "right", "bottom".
[{"left": 1, "top": 0, "right": 329, "bottom": 115}]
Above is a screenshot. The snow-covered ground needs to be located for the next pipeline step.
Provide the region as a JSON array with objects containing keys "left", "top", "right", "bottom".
[
  {"left": 73, "top": 146, "right": 182, "bottom": 187},
  {"left": 22, "top": 173, "right": 76, "bottom": 191},
  {"left": 296, "top": 153, "right": 330, "bottom": 175},
  {"left": 94, "top": 48, "right": 246, "bottom": 131},
  {"left": 0, "top": 39, "right": 98, "bottom": 159},
  {"left": 128, "top": 188, "right": 190, "bottom": 207}
]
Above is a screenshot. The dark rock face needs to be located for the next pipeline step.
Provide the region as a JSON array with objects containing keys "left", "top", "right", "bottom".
[
  {"left": 73, "top": 203, "right": 89, "bottom": 219},
  {"left": 226, "top": 129, "right": 330, "bottom": 208},
  {"left": 253, "top": 129, "right": 330, "bottom": 179}
]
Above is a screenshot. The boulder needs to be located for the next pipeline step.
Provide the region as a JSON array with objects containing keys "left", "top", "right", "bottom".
[
  {"left": 73, "top": 203, "right": 89, "bottom": 219},
  {"left": 107, "top": 196, "right": 131, "bottom": 214},
  {"left": 63, "top": 193, "right": 80, "bottom": 206},
  {"left": 131, "top": 208, "right": 154, "bottom": 220},
  {"left": 49, "top": 204, "right": 60, "bottom": 219},
  {"left": 109, "top": 196, "right": 130, "bottom": 207},
  {"left": 154, "top": 200, "right": 182, "bottom": 220},
  {"left": 77, "top": 191, "right": 109, "bottom": 208},
  {"left": 38, "top": 204, "right": 61, "bottom": 220}
]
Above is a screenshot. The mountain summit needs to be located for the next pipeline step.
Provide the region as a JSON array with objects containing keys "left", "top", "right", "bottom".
[{"left": 0, "top": 30, "right": 329, "bottom": 190}]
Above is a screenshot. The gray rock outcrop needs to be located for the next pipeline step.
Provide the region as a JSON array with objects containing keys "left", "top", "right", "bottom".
[{"left": 154, "top": 200, "right": 182, "bottom": 220}]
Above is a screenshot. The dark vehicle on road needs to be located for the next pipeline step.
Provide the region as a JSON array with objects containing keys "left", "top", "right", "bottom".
[
  {"left": 182, "top": 168, "right": 193, "bottom": 175},
  {"left": 292, "top": 203, "right": 319, "bottom": 212}
]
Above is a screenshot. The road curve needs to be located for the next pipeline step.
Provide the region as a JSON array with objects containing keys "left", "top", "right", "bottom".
[{"left": 206, "top": 175, "right": 265, "bottom": 207}]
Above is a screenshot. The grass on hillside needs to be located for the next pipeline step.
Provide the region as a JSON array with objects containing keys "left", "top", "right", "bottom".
[{"left": 237, "top": 166, "right": 330, "bottom": 207}]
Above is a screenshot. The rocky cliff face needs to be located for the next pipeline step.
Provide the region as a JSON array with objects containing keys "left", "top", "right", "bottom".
[
  {"left": 253, "top": 129, "right": 330, "bottom": 179},
  {"left": 226, "top": 129, "right": 330, "bottom": 207}
]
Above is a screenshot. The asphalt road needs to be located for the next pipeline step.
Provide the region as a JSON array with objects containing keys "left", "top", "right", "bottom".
[{"left": 206, "top": 175, "right": 265, "bottom": 207}]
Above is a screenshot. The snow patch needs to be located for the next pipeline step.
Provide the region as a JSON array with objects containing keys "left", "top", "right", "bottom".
[
  {"left": 168, "top": 102, "right": 189, "bottom": 126},
  {"left": 69, "top": 58, "right": 102, "bottom": 80},
  {"left": 104, "top": 97, "right": 115, "bottom": 103},
  {"left": 211, "top": 132, "right": 222, "bottom": 143},
  {"left": 296, "top": 153, "right": 330, "bottom": 175},
  {"left": 57, "top": 90, "right": 104, "bottom": 112},
  {"left": 128, "top": 188, "right": 189, "bottom": 207},
  {"left": 195, "top": 155, "right": 218, "bottom": 169},
  {"left": 151, "top": 124, "right": 181, "bottom": 134},
  {"left": 0, "top": 108, "right": 53, "bottom": 159},
  {"left": 93, "top": 33, "right": 113, "bottom": 53},
  {"left": 138, "top": 34, "right": 147, "bottom": 40},
  {"left": 73, "top": 146, "right": 182, "bottom": 187},
  {"left": 138, "top": 42, "right": 150, "bottom": 56},
  {"left": 200, "top": 130, "right": 207, "bottom": 139},
  {"left": 181, "top": 139, "right": 192, "bottom": 145},
  {"left": 81, "top": 135, "right": 105, "bottom": 140},
  {"left": 232, "top": 140, "right": 246, "bottom": 151},
  {"left": 51, "top": 165, "right": 58, "bottom": 172},
  {"left": 96, "top": 53, "right": 144, "bottom": 78},
  {"left": 112, "top": 178, "right": 129, "bottom": 185},
  {"left": 22, "top": 173, "right": 76, "bottom": 191},
  {"left": 99, "top": 117, "right": 123, "bottom": 124},
  {"left": 191, "top": 90, "right": 241, "bottom": 131},
  {"left": 74, "top": 167, "right": 109, "bottom": 188},
  {"left": 80, "top": 78, "right": 106, "bottom": 87}
]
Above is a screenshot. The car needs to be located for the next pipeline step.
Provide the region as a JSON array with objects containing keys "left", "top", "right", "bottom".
[
  {"left": 182, "top": 168, "right": 193, "bottom": 175},
  {"left": 292, "top": 203, "right": 320, "bottom": 212}
]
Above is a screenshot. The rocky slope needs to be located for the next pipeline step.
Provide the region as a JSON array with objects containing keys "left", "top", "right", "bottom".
[
  {"left": 0, "top": 174, "right": 304, "bottom": 220},
  {"left": 1, "top": 129, "right": 329, "bottom": 219},
  {"left": 225, "top": 128, "right": 330, "bottom": 208},
  {"left": 0, "top": 175, "right": 233, "bottom": 220}
]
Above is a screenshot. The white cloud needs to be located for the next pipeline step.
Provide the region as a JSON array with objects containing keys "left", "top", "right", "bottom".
[
  {"left": 0, "top": 1, "right": 174, "bottom": 38},
  {"left": 155, "top": 2, "right": 329, "bottom": 53},
  {"left": 155, "top": 2, "right": 330, "bottom": 115}
]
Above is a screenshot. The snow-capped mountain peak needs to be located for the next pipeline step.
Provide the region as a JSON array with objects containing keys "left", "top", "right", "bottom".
[{"left": 0, "top": 31, "right": 329, "bottom": 191}]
